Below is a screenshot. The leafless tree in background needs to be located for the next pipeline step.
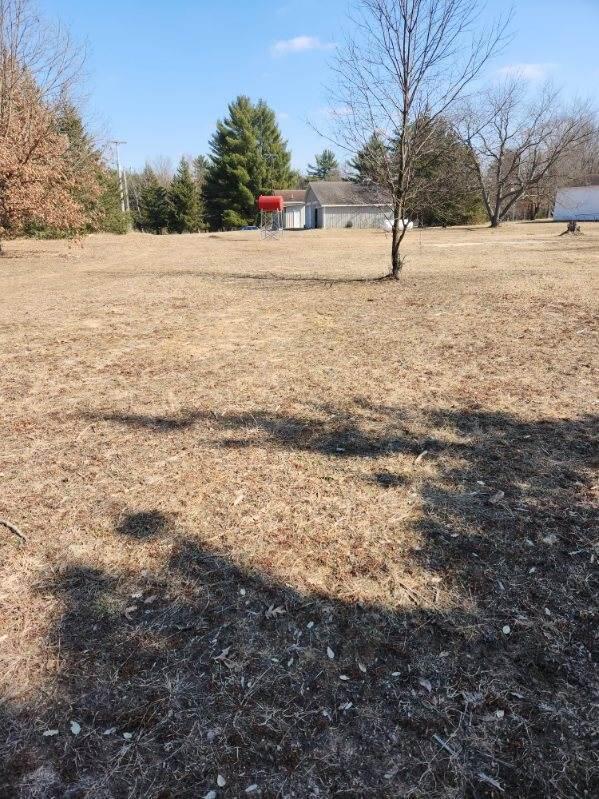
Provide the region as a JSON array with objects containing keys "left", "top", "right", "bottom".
[
  {"left": 329, "top": 0, "right": 509, "bottom": 278},
  {"left": 457, "top": 79, "right": 597, "bottom": 226},
  {"left": 0, "top": 0, "right": 83, "bottom": 111},
  {"left": 149, "top": 156, "right": 175, "bottom": 188}
]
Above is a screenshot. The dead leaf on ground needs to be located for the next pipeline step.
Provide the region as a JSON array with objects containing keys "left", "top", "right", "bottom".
[{"left": 265, "top": 604, "right": 285, "bottom": 619}]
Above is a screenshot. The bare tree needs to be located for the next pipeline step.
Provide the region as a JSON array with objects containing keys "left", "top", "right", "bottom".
[
  {"left": 457, "top": 79, "right": 596, "bottom": 227},
  {"left": 328, "top": 0, "right": 509, "bottom": 278},
  {"left": 149, "top": 156, "right": 174, "bottom": 188},
  {"left": 0, "top": 0, "right": 83, "bottom": 110}
]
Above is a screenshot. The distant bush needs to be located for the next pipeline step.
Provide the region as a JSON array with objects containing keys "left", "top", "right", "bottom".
[
  {"left": 22, "top": 223, "right": 78, "bottom": 240},
  {"left": 222, "top": 209, "right": 248, "bottom": 230},
  {"left": 345, "top": 220, "right": 354, "bottom": 228}
]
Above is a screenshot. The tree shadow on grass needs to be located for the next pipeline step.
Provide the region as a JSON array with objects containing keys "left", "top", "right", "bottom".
[
  {"left": 1, "top": 405, "right": 597, "bottom": 798},
  {"left": 80, "top": 406, "right": 438, "bottom": 459},
  {"left": 128, "top": 270, "right": 389, "bottom": 285}
]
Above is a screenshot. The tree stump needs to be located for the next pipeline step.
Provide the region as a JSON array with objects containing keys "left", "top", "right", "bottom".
[{"left": 559, "top": 220, "right": 583, "bottom": 236}]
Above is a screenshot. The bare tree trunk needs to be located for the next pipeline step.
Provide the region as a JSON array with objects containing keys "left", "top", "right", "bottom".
[
  {"left": 327, "top": 0, "right": 509, "bottom": 282},
  {"left": 390, "top": 225, "right": 402, "bottom": 279},
  {"left": 459, "top": 79, "right": 595, "bottom": 230}
]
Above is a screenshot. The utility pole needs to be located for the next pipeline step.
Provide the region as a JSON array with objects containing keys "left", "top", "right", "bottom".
[
  {"left": 122, "top": 169, "right": 130, "bottom": 213},
  {"left": 111, "top": 140, "right": 128, "bottom": 213}
]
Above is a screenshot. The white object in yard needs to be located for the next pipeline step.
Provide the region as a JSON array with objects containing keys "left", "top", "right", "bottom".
[
  {"left": 383, "top": 218, "right": 413, "bottom": 231},
  {"left": 553, "top": 180, "right": 599, "bottom": 221}
]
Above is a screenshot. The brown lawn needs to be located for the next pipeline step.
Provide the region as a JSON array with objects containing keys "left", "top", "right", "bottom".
[{"left": 0, "top": 223, "right": 597, "bottom": 798}]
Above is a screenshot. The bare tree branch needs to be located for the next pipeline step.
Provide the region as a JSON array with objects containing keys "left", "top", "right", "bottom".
[
  {"left": 456, "top": 77, "right": 597, "bottom": 226},
  {"left": 326, "top": 0, "right": 510, "bottom": 278}
]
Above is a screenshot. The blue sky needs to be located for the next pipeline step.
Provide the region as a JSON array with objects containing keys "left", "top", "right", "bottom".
[{"left": 39, "top": 0, "right": 599, "bottom": 173}]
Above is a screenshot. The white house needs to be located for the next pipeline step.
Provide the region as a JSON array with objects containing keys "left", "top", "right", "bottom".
[
  {"left": 275, "top": 189, "right": 307, "bottom": 229},
  {"left": 305, "top": 181, "right": 393, "bottom": 229},
  {"left": 553, "top": 176, "right": 599, "bottom": 221}
]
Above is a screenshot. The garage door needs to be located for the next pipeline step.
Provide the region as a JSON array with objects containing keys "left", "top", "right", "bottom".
[{"left": 284, "top": 208, "right": 300, "bottom": 228}]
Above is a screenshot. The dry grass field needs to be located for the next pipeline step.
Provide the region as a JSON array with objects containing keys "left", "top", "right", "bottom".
[{"left": 0, "top": 223, "right": 597, "bottom": 798}]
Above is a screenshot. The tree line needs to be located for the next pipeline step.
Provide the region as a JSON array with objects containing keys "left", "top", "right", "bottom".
[
  {"left": 126, "top": 99, "right": 488, "bottom": 234},
  {"left": 126, "top": 96, "right": 300, "bottom": 234},
  {"left": 2, "top": 0, "right": 597, "bottom": 260}
]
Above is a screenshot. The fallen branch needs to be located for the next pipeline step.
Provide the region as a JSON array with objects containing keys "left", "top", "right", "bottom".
[{"left": 0, "top": 518, "right": 26, "bottom": 543}]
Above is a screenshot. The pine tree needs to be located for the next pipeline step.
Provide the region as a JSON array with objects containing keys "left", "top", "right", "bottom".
[
  {"left": 254, "top": 100, "right": 294, "bottom": 192},
  {"left": 138, "top": 167, "right": 170, "bottom": 233},
  {"left": 410, "top": 120, "right": 485, "bottom": 226},
  {"left": 347, "top": 122, "right": 484, "bottom": 226},
  {"left": 203, "top": 96, "right": 294, "bottom": 230},
  {"left": 54, "top": 103, "right": 129, "bottom": 234},
  {"left": 96, "top": 169, "right": 130, "bottom": 234},
  {"left": 348, "top": 134, "right": 388, "bottom": 184},
  {"left": 168, "top": 158, "right": 203, "bottom": 232},
  {"left": 307, "top": 149, "right": 340, "bottom": 181}
]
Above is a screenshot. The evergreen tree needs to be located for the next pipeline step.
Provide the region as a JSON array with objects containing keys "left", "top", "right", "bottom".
[
  {"left": 348, "top": 134, "right": 388, "bottom": 184},
  {"left": 410, "top": 120, "right": 485, "bottom": 226},
  {"left": 289, "top": 169, "right": 306, "bottom": 188},
  {"left": 96, "top": 169, "right": 130, "bottom": 234},
  {"left": 138, "top": 166, "right": 170, "bottom": 233},
  {"left": 254, "top": 100, "right": 294, "bottom": 192},
  {"left": 307, "top": 149, "right": 340, "bottom": 180},
  {"left": 168, "top": 158, "right": 203, "bottom": 232},
  {"left": 203, "top": 96, "right": 294, "bottom": 230},
  {"left": 54, "top": 103, "right": 129, "bottom": 233},
  {"left": 347, "top": 122, "right": 484, "bottom": 226},
  {"left": 55, "top": 102, "right": 101, "bottom": 220}
]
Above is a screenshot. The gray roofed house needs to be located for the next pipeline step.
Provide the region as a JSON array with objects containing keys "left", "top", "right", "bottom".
[
  {"left": 273, "top": 189, "right": 308, "bottom": 229},
  {"left": 277, "top": 189, "right": 308, "bottom": 203},
  {"left": 271, "top": 181, "right": 393, "bottom": 230},
  {"left": 305, "top": 181, "right": 392, "bottom": 229}
]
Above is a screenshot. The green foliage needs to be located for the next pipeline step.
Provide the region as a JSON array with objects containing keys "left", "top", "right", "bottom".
[
  {"left": 136, "top": 166, "right": 171, "bottom": 233},
  {"left": 307, "top": 149, "right": 340, "bottom": 181},
  {"left": 168, "top": 158, "right": 203, "bottom": 233},
  {"left": 222, "top": 209, "right": 247, "bottom": 230},
  {"left": 349, "top": 122, "right": 485, "bottom": 227},
  {"left": 410, "top": 121, "right": 485, "bottom": 227},
  {"left": 203, "top": 96, "right": 294, "bottom": 230},
  {"left": 192, "top": 155, "right": 209, "bottom": 192},
  {"left": 95, "top": 169, "right": 130, "bottom": 234},
  {"left": 348, "top": 134, "right": 388, "bottom": 184},
  {"left": 288, "top": 169, "right": 306, "bottom": 188},
  {"left": 37, "top": 104, "right": 129, "bottom": 235},
  {"left": 22, "top": 222, "right": 80, "bottom": 240}
]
